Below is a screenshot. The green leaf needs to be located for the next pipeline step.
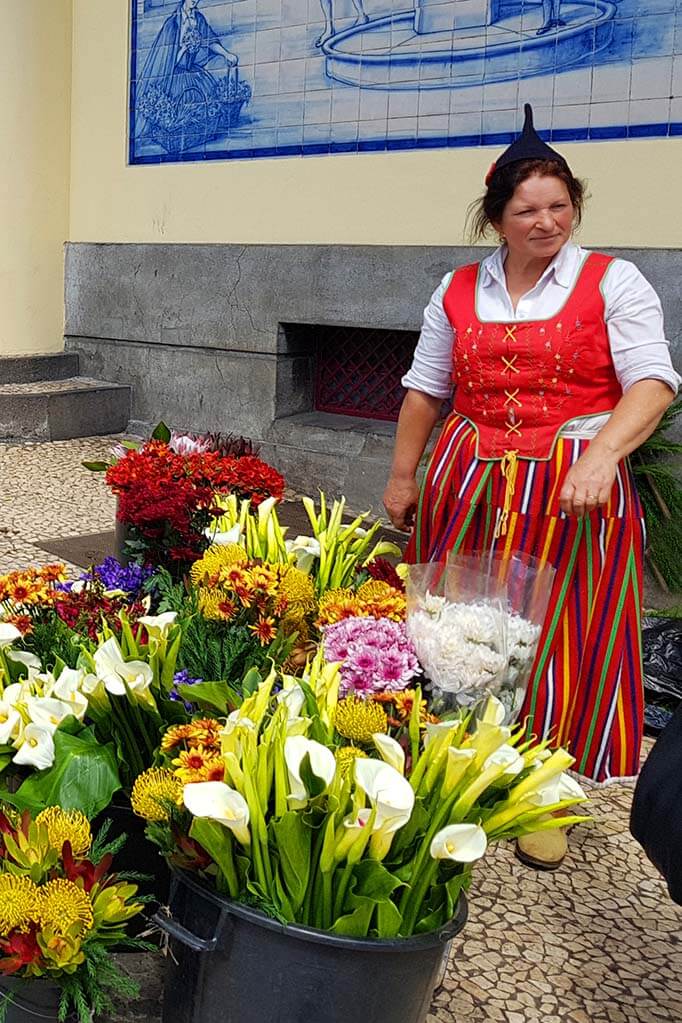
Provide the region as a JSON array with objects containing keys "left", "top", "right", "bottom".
[
  {"left": 270, "top": 812, "right": 311, "bottom": 914},
  {"left": 4, "top": 728, "right": 121, "bottom": 818},
  {"left": 376, "top": 899, "right": 403, "bottom": 938},
  {"left": 353, "top": 858, "right": 404, "bottom": 903},
  {"left": 298, "top": 752, "right": 327, "bottom": 799},
  {"left": 329, "top": 902, "right": 374, "bottom": 937},
  {"left": 81, "top": 460, "right": 110, "bottom": 472},
  {"left": 151, "top": 421, "right": 171, "bottom": 443},
  {"left": 189, "top": 818, "right": 238, "bottom": 895},
  {"left": 177, "top": 681, "right": 230, "bottom": 715}
]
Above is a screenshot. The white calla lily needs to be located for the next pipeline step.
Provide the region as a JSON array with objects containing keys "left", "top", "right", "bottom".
[
  {"left": 93, "top": 637, "right": 154, "bottom": 702},
  {"left": 372, "top": 733, "right": 405, "bottom": 775},
  {"left": 479, "top": 695, "right": 506, "bottom": 726},
  {"left": 529, "top": 771, "right": 587, "bottom": 808},
  {"left": 138, "top": 612, "right": 178, "bottom": 641},
  {"left": 13, "top": 724, "right": 55, "bottom": 770},
  {"left": 430, "top": 823, "right": 488, "bottom": 863},
  {"left": 0, "top": 701, "right": 22, "bottom": 744},
  {"left": 276, "top": 685, "right": 306, "bottom": 721},
  {"left": 442, "top": 747, "right": 476, "bottom": 795},
  {"left": 285, "top": 536, "right": 321, "bottom": 573},
  {"left": 5, "top": 649, "right": 42, "bottom": 672},
  {"left": 284, "top": 736, "right": 336, "bottom": 807},
  {"left": 423, "top": 721, "right": 458, "bottom": 748},
  {"left": 51, "top": 669, "right": 88, "bottom": 720},
  {"left": 183, "top": 781, "right": 251, "bottom": 846},
  {"left": 484, "top": 743, "right": 525, "bottom": 777},
  {"left": 205, "top": 523, "right": 242, "bottom": 546},
  {"left": 354, "top": 758, "right": 415, "bottom": 833},
  {"left": 25, "top": 697, "right": 76, "bottom": 733},
  {"left": 0, "top": 624, "right": 22, "bottom": 648}
]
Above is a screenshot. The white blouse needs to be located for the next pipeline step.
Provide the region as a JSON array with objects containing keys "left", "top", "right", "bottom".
[{"left": 402, "top": 243, "right": 680, "bottom": 437}]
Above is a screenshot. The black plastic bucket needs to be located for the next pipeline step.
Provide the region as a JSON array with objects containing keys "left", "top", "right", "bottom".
[
  {"left": 0, "top": 977, "right": 75, "bottom": 1023},
  {"left": 154, "top": 868, "right": 467, "bottom": 1023}
]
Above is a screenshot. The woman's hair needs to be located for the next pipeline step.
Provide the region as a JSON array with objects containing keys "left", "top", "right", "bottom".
[{"left": 466, "top": 159, "right": 587, "bottom": 242}]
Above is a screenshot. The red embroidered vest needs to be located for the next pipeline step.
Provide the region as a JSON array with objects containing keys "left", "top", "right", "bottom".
[{"left": 443, "top": 252, "right": 622, "bottom": 460}]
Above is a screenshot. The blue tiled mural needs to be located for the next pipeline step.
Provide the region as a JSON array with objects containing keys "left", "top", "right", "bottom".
[{"left": 129, "top": 0, "right": 682, "bottom": 163}]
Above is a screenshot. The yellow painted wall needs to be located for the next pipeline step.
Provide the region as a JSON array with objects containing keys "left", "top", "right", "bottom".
[
  {"left": 0, "top": 0, "right": 72, "bottom": 356},
  {"left": 68, "top": 0, "right": 682, "bottom": 249}
]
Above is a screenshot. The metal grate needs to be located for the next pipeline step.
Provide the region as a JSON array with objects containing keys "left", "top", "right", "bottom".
[{"left": 312, "top": 326, "right": 418, "bottom": 422}]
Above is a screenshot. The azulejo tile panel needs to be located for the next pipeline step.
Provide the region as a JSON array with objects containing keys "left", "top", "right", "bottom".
[{"left": 128, "top": 0, "right": 682, "bottom": 163}]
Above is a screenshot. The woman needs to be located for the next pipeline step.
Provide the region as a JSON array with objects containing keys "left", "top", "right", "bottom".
[{"left": 384, "top": 105, "right": 679, "bottom": 868}]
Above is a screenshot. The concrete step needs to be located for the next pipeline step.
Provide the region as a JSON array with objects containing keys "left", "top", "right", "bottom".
[
  {"left": 0, "top": 353, "right": 80, "bottom": 384},
  {"left": 0, "top": 377, "right": 131, "bottom": 442}
]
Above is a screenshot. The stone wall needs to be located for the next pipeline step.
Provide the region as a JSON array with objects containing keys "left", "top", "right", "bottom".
[{"left": 65, "top": 243, "right": 682, "bottom": 512}]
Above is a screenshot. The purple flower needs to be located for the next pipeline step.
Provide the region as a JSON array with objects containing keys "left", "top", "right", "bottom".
[
  {"left": 170, "top": 669, "right": 203, "bottom": 712},
  {"left": 323, "top": 616, "right": 420, "bottom": 696},
  {"left": 80, "top": 558, "right": 153, "bottom": 597}
]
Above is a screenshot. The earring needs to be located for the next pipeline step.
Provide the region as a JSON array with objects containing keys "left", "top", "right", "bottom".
[{"left": 497, "top": 233, "right": 506, "bottom": 245}]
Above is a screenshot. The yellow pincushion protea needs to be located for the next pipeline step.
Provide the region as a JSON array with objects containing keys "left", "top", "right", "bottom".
[
  {"left": 38, "top": 879, "right": 94, "bottom": 937},
  {"left": 0, "top": 875, "right": 40, "bottom": 936},
  {"left": 131, "top": 767, "right": 183, "bottom": 821},
  {"left": 35, "top": 807, "right": 92, "bottom": 857},
  {"left": 190, "top": 543, "right": 247, "bottom": 586},
  {"left": 335, "top": 745, "right": 368, "bottom": 776},
  {"left": 335, "top": 696, "right": 388, "bottom": 743},
  {"left": 279, "top": 566, "right": 316, "bottom": 607}
]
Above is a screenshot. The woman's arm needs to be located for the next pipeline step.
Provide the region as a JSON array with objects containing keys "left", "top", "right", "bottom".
[
  {"left": 210, "top": 40, "right": 238, "bottom": 66},
  {"left": 383, "top": 390, "right": 443, "bottom": 531},
  {"left": 559, "top": 379, "right": 675, "bottom": 516}
]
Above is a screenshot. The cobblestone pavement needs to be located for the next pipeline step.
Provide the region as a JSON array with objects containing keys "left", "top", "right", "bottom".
[{"left": 1, "top": 437, "right": 680, "bottom": 1023}]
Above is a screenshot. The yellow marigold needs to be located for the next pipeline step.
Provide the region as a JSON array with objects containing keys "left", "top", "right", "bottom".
[
  {"left": 38, "top": 879, "right": 94, "bottom": 937},
  {"left": 248, "top": 565, "right": 279, "bottom": 591},
  {"left": 185, "top": 718, "right": 223, "bottom": 748},
  {"left": 35, "top": 807, "right": 92, "bottom": 857},
  {"left": 172, "top": 745, "right": 221, "bottom": 783},
  {"left": 131, "top": 768, "right": 182, "bottom": 821},
  {"left": 279, "top": 567, "right": 316, "bottom": 606},
  {"left": 335, "top": 745, "right": 368, "bottom": 777},
  {"left": 335, "top": 696, "right": 388, "bottom": 743},
  {"left": 375, "top": 689, "right": 435, "bottom": 728},
  {"left": 0, "top": 876, "right": 40, "bottom": 935},
  {"left": 190, "top": 544, "right": 247, "bottom": 586},
  {"left": 317, "top": 588, "right": 360, "bottom": 626},
  {"left": 161, "top": 723, "right": 196, "bottom": 751}
]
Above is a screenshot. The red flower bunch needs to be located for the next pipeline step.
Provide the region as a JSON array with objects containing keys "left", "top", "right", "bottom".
[
  {"left": 106, "top": 441, "right": 284, "bottom": 569},
  {"left": 54, "top": 587, "right": 147, "bottom": 643}
]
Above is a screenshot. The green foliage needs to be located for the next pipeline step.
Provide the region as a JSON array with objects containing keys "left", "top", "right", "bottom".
[
  {"left": 3, "top": 727, "right": 121, "bottom": 818},
  {"left": 633, "top": 397, "right": 682, "bottom": 593},
  {"left": 22, "top": 613, "right": 82, "bottom": 670}
]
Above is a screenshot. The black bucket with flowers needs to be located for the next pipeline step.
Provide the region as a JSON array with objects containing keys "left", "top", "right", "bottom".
[{"left": 131, "top": 656, "right": 588, "bottom": 1023}]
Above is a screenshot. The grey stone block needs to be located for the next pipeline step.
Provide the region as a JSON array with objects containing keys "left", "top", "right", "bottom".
[
  {"left": 0, "top": 353, "right": 79, "bottom": 384},
  {"left": 65, "top": 337, "right": 276, "bottom": 439},
  {"left": 0, "top": 380, "right": 131, "bottom": 442}
]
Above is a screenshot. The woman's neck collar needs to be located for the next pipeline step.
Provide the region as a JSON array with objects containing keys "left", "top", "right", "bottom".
[{"left": 503, "top": 247, "right": 563, "bottom": 282}]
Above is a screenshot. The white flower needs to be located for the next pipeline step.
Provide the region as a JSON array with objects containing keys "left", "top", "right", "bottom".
[
  {"left": 285, "top": 536, "right": 321, "bottom": 573},
  {"left": 276, "top": 685, "right": 306, "bottom": 721},
  {"left": 354, "top": 758, "right": 415, "bottom": 833},
  {"left": 0, "top": 624, "right": 22, "bottom": 648},
  {"left": 284, "top": 736, "right": 336, "bottom": 807},
  {"left": 25, "top": 697, "right": 75, "bottom": 733},
  {"left": 484, "top": 743, "right": 525, "bottom": 777},
  {"left": 13, "top": 724, "right": 55, "bottom": 770},
  {"left": 479, "top": 695, "right": 506, "bottom": 726},
  {"left": 372, "top": 733, "right": 405, "bottom": 775},
  {"left": 183, "top": 781, "right": 251, "bottom": 845},
  {"left": 138, "top": 612, "right": 178, "bottom": 641},
  {"left": 430, "top": 824, "right": 488, "bottom": 863},
  {"left": 0, "top": 698, "right": 22, "bottom": 744},
  {"left": 529, "top": 771, "right": 587, "bottom": 808},
  {"left": 5, "top": 649, "right": 42, "bottom": 673},
  {"left": 423, "top": 721, "right": 458, "bottom": 748},
  {"left": 205, "top": 524, "right": 242, "bottom": 546},
  {"left": 51, "top": 669, "right": 89, "bottom": 720},
  {"left": 93, "top": 637, "right": 154, "bottom": 702}
]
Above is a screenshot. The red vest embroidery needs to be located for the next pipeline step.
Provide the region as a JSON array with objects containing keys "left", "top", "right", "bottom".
[{"left": 443, "top": 252, "right": 622, "bottom": 461}]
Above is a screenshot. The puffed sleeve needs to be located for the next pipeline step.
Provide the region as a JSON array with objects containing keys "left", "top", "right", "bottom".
[
  {"left": 400, "top": 274, "right": 456, "bottom": 400},
  {"left": 603, "top": 260, "right": 681, "bottom": 395}
]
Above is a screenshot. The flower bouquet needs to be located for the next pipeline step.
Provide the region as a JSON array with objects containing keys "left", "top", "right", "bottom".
[
  {"left": 84, "top": 423, "right": 284, "bottom": 574},
  {"left": 0, "top": 806, "right": 146, "bottom": 1023},
  {"left": 133, "top": 662, "right": 588, "bottom": 941}
]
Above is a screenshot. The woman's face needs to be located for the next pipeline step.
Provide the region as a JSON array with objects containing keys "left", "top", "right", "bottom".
[{"left": 494, "top": 174, "right": 575, "bottom": 263}]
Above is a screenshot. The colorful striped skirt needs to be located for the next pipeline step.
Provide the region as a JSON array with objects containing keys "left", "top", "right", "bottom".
[{"left": 406, "top": 413, "right": 645, "bottom": 783}]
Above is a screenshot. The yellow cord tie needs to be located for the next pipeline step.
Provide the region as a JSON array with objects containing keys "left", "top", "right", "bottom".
[{"left": 495, "top": 449, "right": 519, "bottom": 539}]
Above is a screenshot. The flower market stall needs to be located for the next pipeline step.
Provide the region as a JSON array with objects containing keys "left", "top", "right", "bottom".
[{"left": 0, "top": 425, "right": 588, "bottom": 1022}]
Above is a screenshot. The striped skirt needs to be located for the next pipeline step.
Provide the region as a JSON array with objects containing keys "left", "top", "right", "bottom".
[{"left": 406, "top": 413, "right": 645, "bottom": 783}]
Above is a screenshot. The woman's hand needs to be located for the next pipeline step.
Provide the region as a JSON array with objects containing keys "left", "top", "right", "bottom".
[
  {"left": 383, "top": 475, "right": 420, "bottom": 532},
  {"left": 558, "top": 442, "right": 618, "bottom": 517}
]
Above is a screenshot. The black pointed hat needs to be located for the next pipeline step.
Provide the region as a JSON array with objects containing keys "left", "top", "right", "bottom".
[{"left": 486, "top": 105, "right": 568, "bottom": 184}]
